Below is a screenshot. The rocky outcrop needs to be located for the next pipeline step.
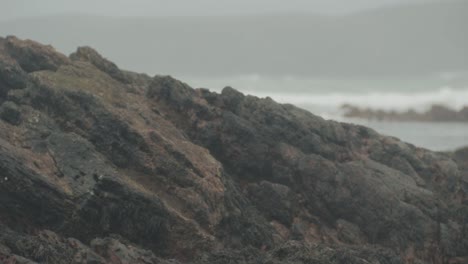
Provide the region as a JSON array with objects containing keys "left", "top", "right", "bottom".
[
  {"left": 3, "top": 36, "right": 70, "bottom": 73},
  {"left": 342, "top": 104, "right": 468, "bottom": 122},
  {"left": 0, "top": 36, "right": 467, "bottom": 264},
  {"left": 454, "top": 147, "right": 468, "bottom": 175},
  {"left": 70, "top": 46, "right": 128, "bottom": 84}
]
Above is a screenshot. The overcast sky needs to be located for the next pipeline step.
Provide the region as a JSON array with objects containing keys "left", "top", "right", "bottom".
[{"left": 1, "top": 0, "right": 440, "bottom": 20}]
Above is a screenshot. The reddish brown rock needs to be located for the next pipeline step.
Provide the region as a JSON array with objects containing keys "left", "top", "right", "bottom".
[{"left": 0, "top": 36, "right": 466, "bottom": 264}]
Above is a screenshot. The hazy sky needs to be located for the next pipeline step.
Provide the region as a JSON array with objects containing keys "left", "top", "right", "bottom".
[{"left": 2, "top": 0, "right": 438, "bottom": 19}]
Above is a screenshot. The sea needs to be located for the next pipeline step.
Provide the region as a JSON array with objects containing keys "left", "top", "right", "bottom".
[{"left": 183, "top": 74, "right": 468, "bottom": 152}]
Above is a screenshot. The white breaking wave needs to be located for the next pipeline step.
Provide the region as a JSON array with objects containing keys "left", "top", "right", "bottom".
[
  {"left": 183, "top": 75, "right": 468, "bottom": 118},
  {"left": 184, "top": 75, "right": 468, "bottom": 150},
  {"left": 244, "top": 86, "right": 468, "bottom": 112}
]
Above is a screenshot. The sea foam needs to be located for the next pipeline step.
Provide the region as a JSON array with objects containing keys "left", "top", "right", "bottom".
[{"left": 184, "top": 75, "right": 468, "bottom": 116}]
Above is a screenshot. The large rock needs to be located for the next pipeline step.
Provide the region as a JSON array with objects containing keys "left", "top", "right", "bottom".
[
  {"left": 0, "top": 58, "right": 28, "bottom": 97},
  {"left": 149, "top": 82, "right": 468, "bottom": 262},
  {"left": 3, "top": 36, "right": 70, "bottom": 73},
  {"left": 70, "top": 46, "right": 128, "bottom": 83},
  {"left": 0, "top": 101, "right": 21, "bottom": 125},
  {"left": 0, "top": 36, "right": 467, "bottom": 264}
]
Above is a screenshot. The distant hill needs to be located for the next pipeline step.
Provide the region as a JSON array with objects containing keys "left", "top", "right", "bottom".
[{"left": 0, "top": 0, "right": 466, "bottom": 77}]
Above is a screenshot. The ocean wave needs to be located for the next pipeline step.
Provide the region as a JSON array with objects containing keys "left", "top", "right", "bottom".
[
  {"left": 183, "top": 75, "right": 468, "bottom": 117},
  {"left": 244, "top": 86, "right": 468, "bottom": 113}
]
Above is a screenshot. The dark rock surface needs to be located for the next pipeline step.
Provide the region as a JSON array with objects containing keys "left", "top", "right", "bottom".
[
  {"left": 3, "top": 36, "right": 70, "bottom": 73},
  {"left": 70, "top": 46, "right": 128, "bottom": 84},
  {"left": 0, "top": 101, "right": 21, "bottom": 125},
  {"left": 342, "top": 104, "right": 468, "bottom": 122},
  {"left": 0, "top": 36, "right": 467, "bottom": 264}
]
